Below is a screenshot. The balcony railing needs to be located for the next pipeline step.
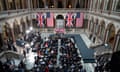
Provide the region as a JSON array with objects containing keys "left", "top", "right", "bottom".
[
  {"left": 0, "top": 8, "right": 88, "bottom": 20},
  {"left": 0, "top": 8, "right": 120, "bottom": 21},
  {"left": 89, "top": 9, "right": 120, "bottom": 16}
]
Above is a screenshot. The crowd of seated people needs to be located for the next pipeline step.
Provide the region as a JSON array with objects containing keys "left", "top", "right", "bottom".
[
  {"left": 31, "top": 34, "right": 86, "bottom": 72},
  {"left": 0, "top": 32, "right": 87, "bottom": 72},
  {"left": 59, "top": 37, "right": 85, "bottom": 72},
  {"left": 95, "top": 53, "right": 112, "bottom": 72},
  {"left": 32, "top": 36, "right": 58, "bottom": 72}
]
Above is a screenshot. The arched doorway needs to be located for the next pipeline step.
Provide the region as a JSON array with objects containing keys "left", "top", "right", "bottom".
[
  {"left": 99, "top": 20, "right": 105, "bottom": 41},
  {"left": 38, "top": 0, "right": 44, "bottom": 8},
  {"left": 20, "top": 18, "right": 26, "bottom": 34},
  {"left": 56, "top": 15, "right": 64, "bottom": 28},
  {"left": 26, "top": 16, "right": 31, "bottom": 29},
  {"left": 32, "top": 18, "right": 38, "bottom": 28},
  {"left": 3, "top": 23, "right": 12, "bottom": 40},
  {"left": 48, "top": 0, "right": 54, "bottom": 8},
  {"left": 76, "top": 0, "right": 80, "bottom": 8},
  {"left": 3, "top": 22, "right": 16, "bottom": 43},
  {"left": 13, "top": 19, "right": 21, "bottom": 38},
  {"left": 107, "top": 24, "right": 116, "bottom": 48}
]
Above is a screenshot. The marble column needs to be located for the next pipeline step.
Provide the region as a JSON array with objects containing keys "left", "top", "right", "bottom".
[
  {"left": 114, "top": 34, "right": 120, "bottom": 52},
  {"left": 104, "top": 29, "right": 109, "bottom": 43},
  {"left": 10, "top": 28, "right": 16, "bottom": 43}
]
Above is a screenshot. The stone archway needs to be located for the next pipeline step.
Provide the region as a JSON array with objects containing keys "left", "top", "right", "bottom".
[
  {"left": 99, "top": 20, "right": 105, "bottom": 41},
  {"left": 26, "top": 16, "right": 31, "bottom": 28},
  {"left": 3, "top": 22, "right": 12, "bottom": 40},
  {"left": 56, "top": 15, "right": 64, "bottom": 19},
  {"left": 3, "top": 22, "right": 15, "bottom": 43},
  {"left": 56, "top": 15, "right": 64, "bottom": 28},
  {"left": 106, "top": 24, "right": 116, "bottom": 48},
  {"left": 13, "top": 19, "right": 21, "bottom": 38},
  {"left": 20, "top": 18, "right": 26, "bottom": 34}
]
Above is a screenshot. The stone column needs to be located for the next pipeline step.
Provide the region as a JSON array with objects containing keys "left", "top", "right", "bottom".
[
  {"left": 43, "top": 0, "right": 47, "bottom": 8},
  {"left": 104, "top": 29, "right": 109, "bottom": 43},
  {"left": 6, "top": 0, "right": 9, "bottom": 10},
  {"left": 37, "top": 0, "right": 39, "bottom": 8},
  {"left": 28, "top": 0, "right": 31, "bottom": 9},
  {"left": 113, "top": 0, "right": 119, "bottom": 11},
  {"left": 10, "top": 28, "right": 16, "bottom": 43},
  {"left": 63, "top": 0, "right": 67, "bottom": 8},
  {"left": 87, "top": 19, "right": 90, "bottom": 31},
  {"left": 114, "top": 34, "right": 120, "bottom": 52},
  {"left": 54, "top": 0, "right": 57, "bottom": 8}
]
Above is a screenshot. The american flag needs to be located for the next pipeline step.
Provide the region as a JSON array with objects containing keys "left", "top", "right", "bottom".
[
  {"left": 66, "top": 13, "right": 74, "bottom": 27},
  {"left": 46, "top": 12, "right": 54, "bottom": 27},
  {"left": 37, "top": 12, "right": 45, "bottom": 27},
  {"left": 76, "top": 12, "right": 84, "bottom": 27}
]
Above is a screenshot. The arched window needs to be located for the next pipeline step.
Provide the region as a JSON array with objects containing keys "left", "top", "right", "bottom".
[
  {"left": 26, "top": 16, "right": 31, "bottom": 28},
  {"left": 66, "top": 0, "right": 72, "bottom": 8},
  {"left": 76, "top": 0, "right": 80, "bottom": 8},
  {"left": 32, "top": 0, "right": 36, "bottom": 8},
  {"left": 56, "top": 15, "right": 64, "bottom": 28},
  {"left": 20, "top": 18, "right": 26, "bottom": 33},
  {"left": 1, "top": 0, "right": 7, "bottom": 10},
  {"left": 107, "top": 0, "right": 113, "bottom": 10},
  {"left": 7, "top": 0, "right": 16, "bottom": 10},
  {"left": 56, "top": 15, "right": 64, "bottom": 19},
  {"left": 32, "top": 18, "right": 38, "bottom": 28},
  {"left": 4, "top": 23, "right": 12, "bottom": 40},
  {"left": 15, "top": 0, "right": 21, "bottom": 9},
  {"left": 39, "top": 0, "right": 44, "bottom": 8},
  {"left": 79, "top": 0, "right": 85, "bottom": 8},
  {"left": 57, "top": 0, "right": 63, "bottom": 8},
  {"left": 13, "top": 20, "right": 21, "bottom": 37},
  {"left": 116, "top": 0, "right": 120, "bottom": 11},
  {"left": 107, "top": 24, "right": 115, "bottom": 48},
  {"left": 47, "top": 0, "right": 54, "bottom": 8},
  {"left": 100, "top": 0, "right": 104, "bottom": 10}
]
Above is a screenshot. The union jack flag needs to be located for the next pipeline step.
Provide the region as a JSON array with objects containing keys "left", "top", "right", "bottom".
[
  {"left": 66, "top": 12, "right": 74, "bottom": 27},
  {"left": 37, "top": 12, "right": 45, "bottom": 27}
]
